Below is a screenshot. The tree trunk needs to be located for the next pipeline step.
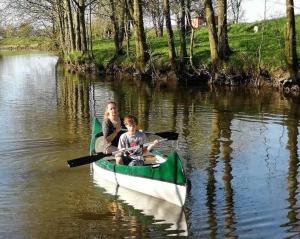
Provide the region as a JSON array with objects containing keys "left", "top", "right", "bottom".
[
  {"left": 163, "top": 0, "right": 177, "bottom": 71},
  {"left": 110, "top": 0, "right": 121, "bottom": 55},
  {"left": 64, "top": 8, "right": 71, "bottom": 53},
  {"left": 125, "top": 6, "right": 131, "bottom": 57},
  {"left": 217, "top": 0, "right": 231, "bottom": 60},
  {"left": 204, "top": 0, "right": 220, "bottom": 66},
  {"left": 158, "top": 19, "right": 164, "bottom": 37},
  {"left": 132, "top": 0, "right": 149, "bottom": 72},
  {"left": 151, "top": 12, "right": 159, "bottom": 37},
  {"left": 75, "top": 9, "right": 81, "bottom": 51},
  {"left": 118, "top": 3, "right": 126, "bottom": 53},
  {"left": 185, "top": 0, "right": 192, "bottom": 34},
  {"left": 79, "top": 0, "right": 87, "bottom": 53},
  {"left": 57, "top": 5, "right": 66, "bottom": 53},
  {"left": 179, "top": 0, "right": 187, "bottom": 65},
  {"left": 66, "top": 0, "right": 76, "bottom": 51},
  {"left": 285, "top": 0, "right": 298, "bottom": 81}
]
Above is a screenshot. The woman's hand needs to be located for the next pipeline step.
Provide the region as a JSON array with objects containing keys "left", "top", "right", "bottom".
[{"left": 115, "top": 123, "right": 121, "bottom": 133}]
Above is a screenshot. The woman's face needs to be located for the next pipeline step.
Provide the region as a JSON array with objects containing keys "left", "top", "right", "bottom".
[{"left": 107, "top": 103, "right": 118, "bottom": 117}]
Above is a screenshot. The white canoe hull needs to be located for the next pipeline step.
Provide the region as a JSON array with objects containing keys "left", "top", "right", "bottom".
[
  {"left": 92, "top": 169, "right": 188, "bottom": 236},
  {"left": 92, "top": 162, "right": 186, "bottom": 206}
]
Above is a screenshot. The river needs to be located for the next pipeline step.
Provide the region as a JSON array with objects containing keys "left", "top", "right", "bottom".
[{"left": 0, "top": 52, "right": 300, "bottom": 238}]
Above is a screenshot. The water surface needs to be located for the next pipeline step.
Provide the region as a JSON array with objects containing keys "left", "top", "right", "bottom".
[{"left": 0, "top": 52, "right": 300, "bottom": 238}]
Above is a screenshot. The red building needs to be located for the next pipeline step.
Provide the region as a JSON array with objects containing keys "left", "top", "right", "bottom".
[{"left": 191, "top": 16, "right": 218, "bottom": 28}]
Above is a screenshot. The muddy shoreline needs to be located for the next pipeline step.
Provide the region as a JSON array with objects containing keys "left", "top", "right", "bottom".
[{"left": 63, "top": 59, "right": 299, "bottom": 96}]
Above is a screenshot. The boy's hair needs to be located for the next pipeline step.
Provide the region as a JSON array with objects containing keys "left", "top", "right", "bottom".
[{"left": 124, "top": 115, "right": 138, "bottom": 126}]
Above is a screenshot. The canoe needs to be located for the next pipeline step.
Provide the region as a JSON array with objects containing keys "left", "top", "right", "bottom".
[
  {"left": 89, "top": 118, "right": 187, "bottom": 206},
  {"left": 92, "top": 170, "right": 188, "bottom": 236}
]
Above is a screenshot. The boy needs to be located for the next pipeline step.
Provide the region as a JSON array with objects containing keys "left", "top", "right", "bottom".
[{"left": 115, "top": 115, "right": 158, "bottom": 165}]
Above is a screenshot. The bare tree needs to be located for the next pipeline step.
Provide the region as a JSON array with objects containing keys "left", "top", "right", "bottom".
[
  {"left": 178, "top": 0, "right": 188, "bottom": 65},
  {"left": 217, "top": 0, "right": 231, "bottom": 59},
  {"left": 203, "top": 0, "right": 220, "bottom": 66},
  {"left": 228, "top": 0, "right": 244, "bottom": 23},
  {"left": 126, "top": 0, "right": 149, "bottom": 72},
  {"left": 285, "top": 0, "right": 298, "bottom": 82},
  {"left": 109, "top": 0, "right": 125, "bottom": 56},
  {"left": 163, "top": 0, "right": 177, "bottom": 71},
  {"left": 144, "top": 0, "right": 164, "bottom": 37},
  {"left": 65, "top": 0, "right": 76, "bottom": 51}
]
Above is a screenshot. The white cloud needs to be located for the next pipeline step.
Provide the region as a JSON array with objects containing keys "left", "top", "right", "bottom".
[{"left": 243, "top": 0, "right": 300, "bottom": 22}]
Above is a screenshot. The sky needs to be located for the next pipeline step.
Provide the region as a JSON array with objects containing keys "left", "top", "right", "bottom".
[{"left": 243, "top": 0, "right": 300, "bottom": 22}]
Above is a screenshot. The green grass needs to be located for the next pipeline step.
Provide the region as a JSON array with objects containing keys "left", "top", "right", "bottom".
[
  {"left": 0, "top": 36, "right": 52, "bottom": 49},
  {"left": 91, "top": 15, "right": 300, "bottom": 73},
  {"left": 1, "top": 15, "right": 299, "bottom": 74}
]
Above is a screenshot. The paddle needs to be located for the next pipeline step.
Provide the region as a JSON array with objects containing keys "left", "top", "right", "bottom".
[
  {"left": 121, "top": 129, "right": 178, "bottom": 141},
  {"left": 67, "top": 137, "right": 172, "bottom": 168},
  {"left": 67, "top": 152, "right": 111, "bottom": 168},
  {"left": 145, "top": 131, "right": 178, "bottom": 140}
]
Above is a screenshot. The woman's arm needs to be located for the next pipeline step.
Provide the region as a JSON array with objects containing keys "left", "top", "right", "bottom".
[
  {"left": 105, "top": 128, "right": 120, "bottom": 143},
  {"left": 102, "top": 120, "right": 120, "bottom": 144}
]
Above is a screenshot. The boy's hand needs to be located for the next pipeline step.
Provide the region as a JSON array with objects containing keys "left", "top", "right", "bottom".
[
  {"left": 146, "top": 139, "right": 159, "bottom": 152},
  {"left": 153, "top": 139, "right": 159, "bottom": 146}
]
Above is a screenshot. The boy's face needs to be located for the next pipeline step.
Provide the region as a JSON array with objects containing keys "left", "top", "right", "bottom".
[{"left": 125, "top": 122, "right": 137, "bottom": 134}]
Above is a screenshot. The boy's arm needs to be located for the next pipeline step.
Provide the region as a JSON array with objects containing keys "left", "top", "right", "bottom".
[
  {"left": 118, "top": 134, "right": 125, "bottom": 150},
  {"left": 147, "top": 140, "right": 159, "bottom": 152}
]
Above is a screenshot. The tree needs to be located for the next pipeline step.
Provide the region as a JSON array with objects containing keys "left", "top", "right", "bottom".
[
  {"left": 72, "top": 0, "right": 88, "bottom": 53},
  {"left": 144, "top": 0, "right": 164, "bottom": 37},
  {"left": 163, "top": 0, "right": 177, "bottom": 71},
  {"left": 203, "top": 0, "right": 220, "bottom": 66},
  {"left": 18, "top": 22, "right": 34, "bottom": 37},
  {"left": 126, "top": 0, "right": 149, "bottom": 72},
  {"left": 178, "top": 0, "right": 188, "bottom": 65},
  {"left": 285, "top": 0, "right": 298, "bottom": 82},
  {"left": 217, "top": 0, "right": 231, "bottom": 59},
  {"left": 65, "top": 0, "right": 76, "bottom": 51},
  {"left": 228, "top": 0, "right": 244, "bottom": 23},
  {"left": 109, "top": 0, "right": 125, "bottom": 56}
]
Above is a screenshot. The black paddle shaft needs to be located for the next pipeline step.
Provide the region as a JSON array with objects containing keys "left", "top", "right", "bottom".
[{"left": 67, "top": 153, "right": 111, "bottom": 168}]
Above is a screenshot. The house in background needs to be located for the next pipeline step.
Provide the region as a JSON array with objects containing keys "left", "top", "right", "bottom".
[{"left": 191, "top": 15, "right": 218, "bottom": 28}]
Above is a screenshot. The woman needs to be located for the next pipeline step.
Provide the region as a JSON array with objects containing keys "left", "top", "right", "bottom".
[{"left": 95, "top": 101, "right": 123, "bottom": 154}]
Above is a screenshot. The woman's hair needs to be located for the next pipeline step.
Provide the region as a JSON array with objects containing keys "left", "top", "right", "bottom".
[
  {"left": 123, "top": 115, "right": 138, "bottom": 126},
  {"left": 103, "top": 101, "right": 117, "bottom": 120}
]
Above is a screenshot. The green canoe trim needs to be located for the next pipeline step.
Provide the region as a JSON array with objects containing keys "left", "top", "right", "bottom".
[
  {"left": 90, "top": 118, "right": 186, "bottom": 186},
  {"left": 89, "top": 117, "right": 102, "bottom": 155}
]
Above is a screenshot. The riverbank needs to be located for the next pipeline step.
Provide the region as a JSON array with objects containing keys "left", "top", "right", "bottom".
[
  {"left": 0, "top": 36, "right": 54, "bottom": 51},
  {"left": 1, "top": 16, "right": 299, "bottom": 93},
  {"left": 62, "top": 16, "right": 299, "bottom": 92}
]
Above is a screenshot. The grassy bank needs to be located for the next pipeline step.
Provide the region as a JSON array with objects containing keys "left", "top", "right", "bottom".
[
  {"left": 0, "top": 36, "right": 53, "bottom": 50},
  {"left": 89, "top": 16, "right": 300, "bottom": 75},
  {"left": 1, "top": 16, "right": 299, "bottom": 78}
]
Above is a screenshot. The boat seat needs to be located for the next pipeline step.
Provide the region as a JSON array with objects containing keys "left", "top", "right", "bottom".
[
  {"left": 144, "top": 155, "right": 167, "bottom": 165},
  {"left": 144, "top": 155, "right": 157, "bottom": 165}
]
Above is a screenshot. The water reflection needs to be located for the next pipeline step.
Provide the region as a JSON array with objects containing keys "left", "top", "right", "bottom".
[
  {"left": 205, "top": 107, "right": 237, "bottom": 238},
  {"left": 56, "top": 65, "right": 91, "bottom": 141},
  {"left": 3, "top": 53, "right": 300, "bottom": 238},
  {"left": 92, "top": 165, "right": 188, "bottom": 237},
  {"left": 281, "top": 97, "right": 300, "bottom": 237}
]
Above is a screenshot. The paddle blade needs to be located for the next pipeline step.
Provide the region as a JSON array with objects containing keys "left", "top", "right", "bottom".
[
  {"left": 154, "top": 131, "right": 178, "bottom": 140},
  {"left": 67, "top": 153, "right": 110, "bottom": 168}
]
